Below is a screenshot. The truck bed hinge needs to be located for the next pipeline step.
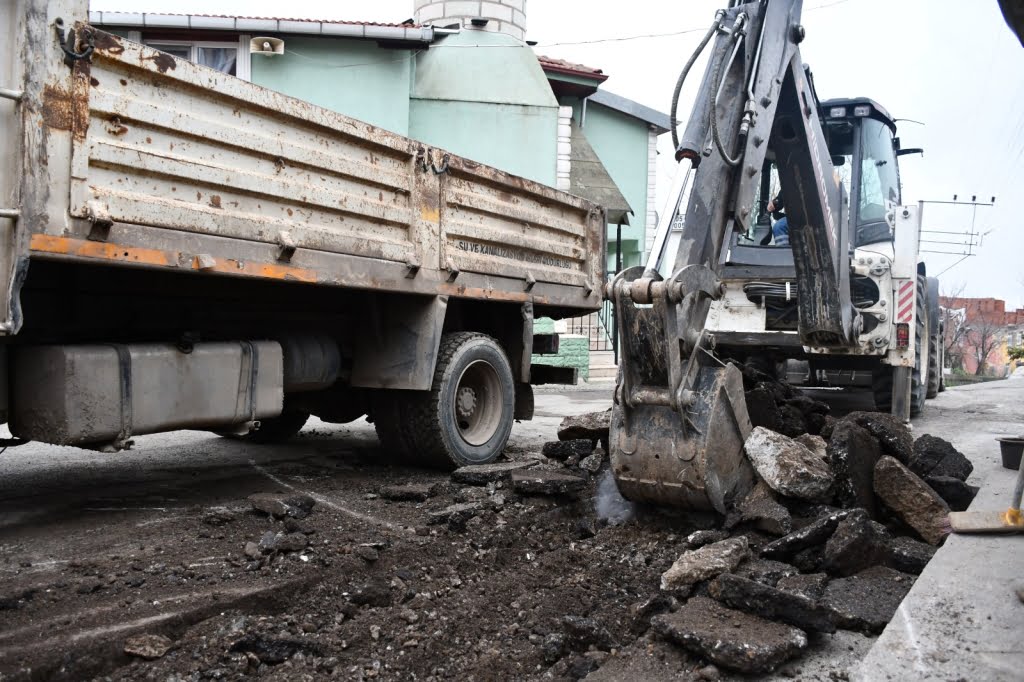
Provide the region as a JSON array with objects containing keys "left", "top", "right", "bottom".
[{"left": 55, "top": 19, "right": 94, "bottom": 68}]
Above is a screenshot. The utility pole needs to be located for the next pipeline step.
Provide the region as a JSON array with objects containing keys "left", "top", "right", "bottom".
[{"left": 918, "top": 195, "right": 996, "bottom": 277}]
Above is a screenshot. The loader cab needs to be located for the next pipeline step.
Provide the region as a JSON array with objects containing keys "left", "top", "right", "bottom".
[
  {"left": 819, "top": 97, "right": 900, "bottom": 247},
  {"left": 730, "top": 97, "right": 900, "bottom": 267}
]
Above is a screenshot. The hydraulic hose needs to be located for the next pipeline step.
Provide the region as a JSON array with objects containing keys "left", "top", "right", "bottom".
[
  {"left": 710, "top": 20, "right": 746, "bottom": 167},
  {"left": 670, "top": 12, "right": 725, "bottom": 151}
]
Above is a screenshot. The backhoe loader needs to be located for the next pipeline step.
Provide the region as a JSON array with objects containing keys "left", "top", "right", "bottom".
[{"left": 607, "top": 0, "right": 939, "bottom": 512}]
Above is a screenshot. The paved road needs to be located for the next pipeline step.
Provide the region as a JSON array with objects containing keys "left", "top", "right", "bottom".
[{"left": 0, "top": 387, "right": 612, "bottom": 543}]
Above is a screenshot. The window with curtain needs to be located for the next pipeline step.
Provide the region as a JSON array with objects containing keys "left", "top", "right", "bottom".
[{"left": 145, "top": 39, "right": 249, "bottom": 81}]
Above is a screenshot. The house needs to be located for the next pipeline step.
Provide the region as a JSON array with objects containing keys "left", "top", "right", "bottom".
[
  {"left": 91, "top": 1, "right": 670, "bottom": 381},
  {"left": 940, "top": 296, "right": 1024, "bottom": 376}
]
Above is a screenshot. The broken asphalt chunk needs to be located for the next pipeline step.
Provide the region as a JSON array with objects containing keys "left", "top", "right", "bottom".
[
  {"left": 732, "top": 481, "right": 793, "bottom": 536},
  {"left": 451, "top": 461, "right": 535, "bottom": 485},
  {"left": 884, "top": 536, "right": 936, "bottom": 575},
  {"left": 708, "top": 573, "right": 837, "bottom": 633},
  {"left": 744, "top": 427, "right": 834, "bottom": 501},
  {"left": 843, "top": 412, "right": 914, "bottom": 464},
  {"left": 820, "top": 510, "right": 891, "bottom": 576},
  {"left": 873, "top": 456, "right": 950, "bottom": 545},
  {"left": 827, "top": 420, "right": 881, "bottom": 516},
  {"left": 561, "top": 615, "right": 615, "bottom": 651},
  {"left": 511, "top": 469, "right": 588, "bottom": 496},
  {"left": 427, "top": 502, "right": 483, "bottom": 526},
  {"left": 923, "top": 474, "right": 978, "bottom": 512},
  {"left": 542, "top": 439, "right": 594, "bottom": 461},
  {"left": 557, "top": 409, "right": 610, "bottom": 443},
  {"left": 761, "top": 508, "right": 860, "bottom": 561},
  {"left": 379, "top": 483, "right": 437, "bottom": 502},
  {"left": 124, "top": 633, "right": 173, "bottom": 660},
  {"left": 776, "top": 573, "right": 829, "bottom": 602},
  {"left": 661, "top": 537, "right": 749, "bottom": 591},
  {"left": 822, "top": 566, "right": 915, "bottom": 633},
  {"left": 735, "top": 558, "right": 799, "bottom": 587},
  {"left": 685, "top": 529, "right": 730, "bottom": 549},
  {"left": 911, "top": 435, "right": 973, "bottom": 481},
  {"left": 248, "top": 492, "right": 316, "bottom": 520},
  {"left": 652, "top": 596, "right": 807, "bottom": 674}
]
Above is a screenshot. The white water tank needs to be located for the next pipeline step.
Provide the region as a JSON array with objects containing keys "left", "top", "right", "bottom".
[{"left": 414, "top": 0, "right": 527, "bottom": 41}]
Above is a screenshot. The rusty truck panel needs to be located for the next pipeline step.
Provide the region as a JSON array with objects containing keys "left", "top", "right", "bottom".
[
  {"left": 6, "top": 22, "right": 605, "bottom": 318},
  {"left": 69, "top": 35, "right": 419, "bottom": 267},
  {"left": 441, "top": 157, "right": 603, "bottom": 290}
]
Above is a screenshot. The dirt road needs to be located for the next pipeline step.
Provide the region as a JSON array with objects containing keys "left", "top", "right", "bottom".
[{"left": 0, "top": 382, "right": 1016, "bottom": 681}]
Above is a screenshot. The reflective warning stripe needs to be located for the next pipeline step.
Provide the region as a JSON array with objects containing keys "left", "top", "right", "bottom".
[{"left": 897, "top": 281, "right": 915, "bottom": 322}]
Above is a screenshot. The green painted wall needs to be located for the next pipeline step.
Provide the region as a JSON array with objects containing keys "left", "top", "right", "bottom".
[
  {"left": 409, "top": 29, "right": 559, "bottom": 186},
  {"left": 409, "top": 100, "right": 557, "bottom": 185},
  {"left": 533, "top": 318, "right": 589, "bottom": 381},
  {"left": 562, "top": 97, "right": 651, "bottom": 271},
  {"left": 251, "top": 38, "right": 412, "bottom": 136}
]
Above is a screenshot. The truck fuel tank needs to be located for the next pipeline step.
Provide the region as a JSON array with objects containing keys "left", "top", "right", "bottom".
[{"left": 11, "top": 341, "right": 283, "bottom": 448}]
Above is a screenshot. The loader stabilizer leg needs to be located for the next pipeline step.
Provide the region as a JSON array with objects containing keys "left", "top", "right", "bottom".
[{"left": 892, "top": 366, "right": 912, "bottom": 423}]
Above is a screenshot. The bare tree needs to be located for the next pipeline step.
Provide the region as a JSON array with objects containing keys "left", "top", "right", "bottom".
[
  {"left": 940, "top": 283, "right": 969, "bottom": 372},
  {"left": 968, "top": 315, "right": 1005, "bottom": 376}
]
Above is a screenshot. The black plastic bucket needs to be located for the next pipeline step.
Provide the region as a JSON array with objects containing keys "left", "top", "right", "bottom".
[{"left": 997, "top": 437, "right": 1024, "bottom": 470}]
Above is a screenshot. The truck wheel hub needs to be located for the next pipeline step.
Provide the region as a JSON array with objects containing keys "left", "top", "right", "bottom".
[
  {"left": 453, "top": 359, "right": 503, "bottom": 446},
  {"left": 457, "top": 387, "right": 477, "bottom": 417}
]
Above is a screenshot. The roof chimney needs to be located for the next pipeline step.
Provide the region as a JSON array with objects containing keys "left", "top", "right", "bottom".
[{"left": 414, "top": 0, "right": 527, "bottom": 41}]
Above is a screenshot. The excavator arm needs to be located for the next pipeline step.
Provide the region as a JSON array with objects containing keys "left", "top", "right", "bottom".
[{"left": 608, "top": 0, "right": 858, "bottom": 511}]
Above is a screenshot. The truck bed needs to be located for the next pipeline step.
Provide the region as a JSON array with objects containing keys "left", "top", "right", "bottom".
[{"left": 2, "top": 15, "right": 604, "bottom": 336}]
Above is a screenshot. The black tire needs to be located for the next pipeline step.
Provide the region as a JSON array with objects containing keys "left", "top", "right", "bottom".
[
  {"left": 925, "top": 276, "right": 941, "bottom": 399},
  {"left": 404, "top": 332, "right": 515, "bottom": 468},
  {"left": 229, "top": 411, "right": 309, "bottom": 444},
  {"left": 872, "top": 275, "right": 928, "bottom": 416},
  {"left": 926, "top": 331, "right": 941, "bottom": 398}
]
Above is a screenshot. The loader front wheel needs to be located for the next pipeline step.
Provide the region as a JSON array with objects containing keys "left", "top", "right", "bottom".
[
  {"left": 926, "top": 328, "right": 942, "bottom": 398},
  {"left": 406, "top": 332, "right": 515, "bottom": 468}
]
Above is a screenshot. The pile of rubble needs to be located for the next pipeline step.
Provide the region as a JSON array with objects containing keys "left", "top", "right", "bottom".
[
  {"left": 81, "top": 366, "right": 976, "bottom": 681},
  {"left": 550, "top": 362, "right": 977, "bottom": 675}
]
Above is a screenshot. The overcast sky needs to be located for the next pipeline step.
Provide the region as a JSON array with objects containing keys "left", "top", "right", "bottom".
[{"left": 92, "top": 0, "right": 1024, "bottom": 307}]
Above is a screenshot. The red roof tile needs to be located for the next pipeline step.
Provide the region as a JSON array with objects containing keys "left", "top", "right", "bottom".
[{"left": 537, "top": 55, "right": 608, "bottom": 81}]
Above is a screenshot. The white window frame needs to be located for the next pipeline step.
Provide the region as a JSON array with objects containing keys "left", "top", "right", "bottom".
[{"left": 143, "top": 35, "right": 251, "bottom": 81}]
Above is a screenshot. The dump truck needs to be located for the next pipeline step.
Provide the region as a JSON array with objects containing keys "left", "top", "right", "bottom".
[
  {"left": 608, "top": 0, "right": 940, "bottom": 511},
  {"left": 0, "top": 0, "right": 605, "bottom": 465}
]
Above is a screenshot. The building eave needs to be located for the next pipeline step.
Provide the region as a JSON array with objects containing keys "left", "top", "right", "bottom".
[
  {"left": 88, "top": 11, "right": 436, "bottom": 43},
  {"left": 588, "top": 88, "right": 671, "bottom": 135}
]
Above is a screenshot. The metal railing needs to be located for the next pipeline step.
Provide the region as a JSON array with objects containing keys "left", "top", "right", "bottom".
[{"left": 567, "top": 271, "right": 618, "bottom": 361}]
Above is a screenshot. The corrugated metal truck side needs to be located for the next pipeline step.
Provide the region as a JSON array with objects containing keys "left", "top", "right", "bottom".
[{"left": 0, "top": 0, "right": 605, "bottom": 465}]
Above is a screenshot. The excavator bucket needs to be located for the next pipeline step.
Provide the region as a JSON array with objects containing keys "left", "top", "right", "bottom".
[{"left": 608, "top": 270, "right": 756, "bottom": 512}]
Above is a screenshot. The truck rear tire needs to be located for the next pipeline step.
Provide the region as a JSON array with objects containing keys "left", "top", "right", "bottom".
[
  {"left": 405, "top": 332, "right": 515, "bottom": 468},
  {"left": 230, "top": 411, "right": 310, "bottom": 444},
  {"left": 873, "top": 275, "right": 928, "bottom": 417}
]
